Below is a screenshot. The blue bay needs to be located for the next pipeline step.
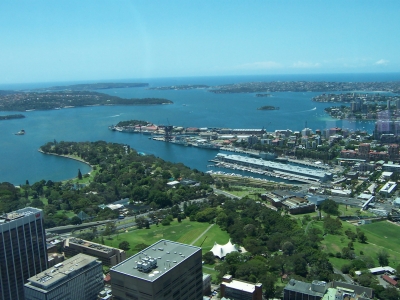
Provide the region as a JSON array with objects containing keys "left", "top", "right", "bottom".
[{"left": 1, "top": 73, "right": 399, "bottom": 185}]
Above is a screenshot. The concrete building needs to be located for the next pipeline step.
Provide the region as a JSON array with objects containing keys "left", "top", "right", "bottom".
[
  {"left": 379, "top": 181, "right": 397, "bottom": 197},
  {"left": 220, "top": 275, "right": 262, "bottom": 300},
  {"left": 383, "top": 163, "right": 400, "bottom": 173},
  {"left": 388, "top": 144, "right": 399, "bottom": 160},
  {"left": 358, "top": 143, "right": 370, "bottom": 159},
  {"left": 203, "top": 274, "right": 212, "bottom": 296},
  {"left": 24, "top": 254, "right": 103, "bottom": 300},
  {"left": 284, "top": 279, "right": 327, "bottom": 300},
  {"left": 64, "top": 237, "right": 126, "bottom": 267},
  {"left": 0, "top": 207, "right": 48, "bottom": 300},
  {"left": 110, "top": 239, "right": 203, "bottom": 300}
]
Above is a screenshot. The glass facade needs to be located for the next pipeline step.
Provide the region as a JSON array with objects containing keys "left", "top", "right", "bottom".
[{"left": 0, "top": 209, "right": 48, "bottom": 300}]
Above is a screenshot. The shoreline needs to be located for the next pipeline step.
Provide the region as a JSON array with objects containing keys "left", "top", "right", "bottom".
[{"left": 38, "top": 149, "right": 94, "bottom": 179}]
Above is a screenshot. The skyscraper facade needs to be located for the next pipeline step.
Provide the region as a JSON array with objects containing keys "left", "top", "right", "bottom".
[{"left": 0, "top": 207, "right": 48, "bottom": 300}]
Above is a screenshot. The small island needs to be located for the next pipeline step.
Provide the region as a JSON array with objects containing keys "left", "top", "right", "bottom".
[
  {"left": 257, "top": 106, "right": 279, "bottom": 110},
  {"left": 0, "top": 114, "right": 25, "bottom": 120},
  {"left": 255, "top": 93, "right": 271, "bottom": 97},
  {"left": 0, "top": 91, "right": 173, "bottom": 111}
]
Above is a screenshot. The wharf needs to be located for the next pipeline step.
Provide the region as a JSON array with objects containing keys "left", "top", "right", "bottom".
[
  {"left": 286, "top": 158, "right": 330, "bottom": 170},
  {"left": 209, "top": 160, "right": 316, "bottom": 184},
  {"left": 220, "top": 146, "right": 259, "bottom": 156}
]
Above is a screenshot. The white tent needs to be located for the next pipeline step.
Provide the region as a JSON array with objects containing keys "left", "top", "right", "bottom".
[{"left": 210, "top": 239, "right": 238, "bottom": 259}]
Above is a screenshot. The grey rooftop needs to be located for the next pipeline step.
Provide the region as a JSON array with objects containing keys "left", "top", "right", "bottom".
[{"left": 111, "top": 239, "right": 201, "bottom": 282}]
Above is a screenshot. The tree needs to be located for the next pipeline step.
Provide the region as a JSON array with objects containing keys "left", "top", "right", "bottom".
[
  {"left": 379, "top": 286, "right": 400, "bottom": 300},
  {"left": 357, "top": 231, "right": 367, "bottom": 243},
  {"left": 282, "top": 241, "right": 295, "bottom": 256},
  {"left": 323, "top": 215, "right": 342, "bottom": 234},
  {"left": 321, "top": 199, "right": 339, "bottom": 215},
  {"left": 77, "top": 169, "right": 82, "bottom": 180},
  {"left": 203, "top": 251, "right": 215, "bottom": 265},
  {"left": 118, "top": 241, "right": 130, "bottom": 251},
  {"left": 377, "top": 249, "right": 389, "bottom": 266},
  {"left": 103, "top": 222, "right": 116, "bottom": 236},
  {"left": 70, "top": 216, "right": 82, "bottom": 225}
]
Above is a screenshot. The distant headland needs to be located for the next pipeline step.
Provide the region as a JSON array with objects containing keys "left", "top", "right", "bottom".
[
  {"left": 148, "top": 84, "right": 209, "bottom": 90},
  {"left": 0, "top": 91, "right": 172, "bottom": 111},
  {"left": 28, "top": 82, "right": 148, "bottom": 92},
  {"left": 209, "top": 81, "right": 400, "bottom": 93}
]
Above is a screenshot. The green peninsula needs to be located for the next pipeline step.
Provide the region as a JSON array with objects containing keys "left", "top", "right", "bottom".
[
  {"left": 30, "top": 82, "right": 148, "bottom": 91},
  {"left": 0, "top": 91, "right": 173, "bottom": 111}
]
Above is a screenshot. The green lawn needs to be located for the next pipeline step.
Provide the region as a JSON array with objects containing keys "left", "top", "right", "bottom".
[
  {"left": 310, "top": 220, "right": 400, "bottom": 269},
  {"left": 192, "top": 224, "right": 231, "bottom": 253},
  {"left": 96, "top": 219, "right": 230, "bottom": 257}
]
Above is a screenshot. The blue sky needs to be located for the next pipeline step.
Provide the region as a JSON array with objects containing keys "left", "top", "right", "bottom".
[{"left": 1, "top": 0, "right": 399, "bottom": 83}]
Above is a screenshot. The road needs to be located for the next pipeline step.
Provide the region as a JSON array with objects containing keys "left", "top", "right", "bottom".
[
  {"left": 333, "top": 267, "right": 354, "bottom": 284},
  {"left": 213, "top": 188, "right": 241, "bottom": 199}
]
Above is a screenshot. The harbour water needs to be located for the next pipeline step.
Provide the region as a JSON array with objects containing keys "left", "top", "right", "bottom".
[{"left": 1, "top": 73, "right": 399, "bottom": 185}]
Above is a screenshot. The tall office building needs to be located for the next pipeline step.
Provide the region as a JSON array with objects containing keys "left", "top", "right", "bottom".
[
  {"left": 111, "top": 239, "right": 203, "bottom": 300},
  {"left": 24, "top": 253, "right": 103, "bottom": 300},
  {"left": 0, "top": 207, "right": 48, "bottom": 300}
]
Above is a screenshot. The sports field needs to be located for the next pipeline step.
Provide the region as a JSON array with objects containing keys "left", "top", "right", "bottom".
[{"left": 97, "top": 218, "right": 230, "bottom": 257}]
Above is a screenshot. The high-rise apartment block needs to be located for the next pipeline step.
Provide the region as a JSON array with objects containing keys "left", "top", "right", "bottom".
[
  {"left": 24, "top": 253, "right": 103, "bottom": 300},
  {"left": 0, "top": 207, "right": 48, "bottom": 300},
  {"left": 110, "top": 239, "right": 203, "bottom": 300}
]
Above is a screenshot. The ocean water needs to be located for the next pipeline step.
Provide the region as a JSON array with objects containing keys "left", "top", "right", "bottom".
[{"left": 1, "top": 73, "right": 399, "bottom": 185}]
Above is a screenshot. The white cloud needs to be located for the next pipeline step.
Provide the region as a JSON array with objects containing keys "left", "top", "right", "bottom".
[
  {"left": 292, "top": 61, "right": 321, "bottom": 68},
  {"left": 375, "top": 59, "right": 389, "bottom": 66},
  {"left": 234, "top": 61, "right": 283, "bottom": 70}
]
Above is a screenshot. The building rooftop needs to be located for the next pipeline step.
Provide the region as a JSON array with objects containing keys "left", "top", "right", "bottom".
[
  {"left": 284, "top": 279, "right": 325, "bottom": 297},
  {"left": 0, "top": 207, "right": 42, "bottom": 224},
  {"left": 222, "top": 278, "right": 261, "bottom": 293},
  {"left": 26, "top": 254, "right": 99, "bottom": 290},
  {"left": 111, "top": 240, "right": 201, "bottom": 282},
  {"left": 66, "top": 238, "right": 117, "bottom": 255},
  {"left": 215, "top": 153, "right": 330, "bottom": 180}
]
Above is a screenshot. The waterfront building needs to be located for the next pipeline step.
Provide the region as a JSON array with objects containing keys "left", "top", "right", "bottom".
[
  {"left": 247, "top": 135, "right": 258, "bottom": 146},
  {"left": 64, "top": 237, "right": 126, "bottom": 267},
  {"left": 214, "top": 153, "right": 332, "bottom": 182},
  {"left": 0, "top": 207, "right": 48, "bottom": 300},
  {"left": 374, "top": 120, "right": 400, "bottom": 140},
  {"left": 110, "top": 239, "right": 203, "bottom": 300},
  {"left": 301, "top": 127, "right": 312, "bottom": 137},
  {"left": 220, "top": 275, "right": 262, "bottom": 300},
  {"left": 24, "top": 254, "right": 103, "bottom": 300}
]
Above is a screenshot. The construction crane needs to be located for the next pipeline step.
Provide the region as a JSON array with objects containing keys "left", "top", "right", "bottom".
[{"left": 163, "top": 118, "right": 173, "bottom": 142}]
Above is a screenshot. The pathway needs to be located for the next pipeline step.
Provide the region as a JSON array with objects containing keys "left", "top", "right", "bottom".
[{"left": 191, "top": 223, "right": 214, "bottom": 245}]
